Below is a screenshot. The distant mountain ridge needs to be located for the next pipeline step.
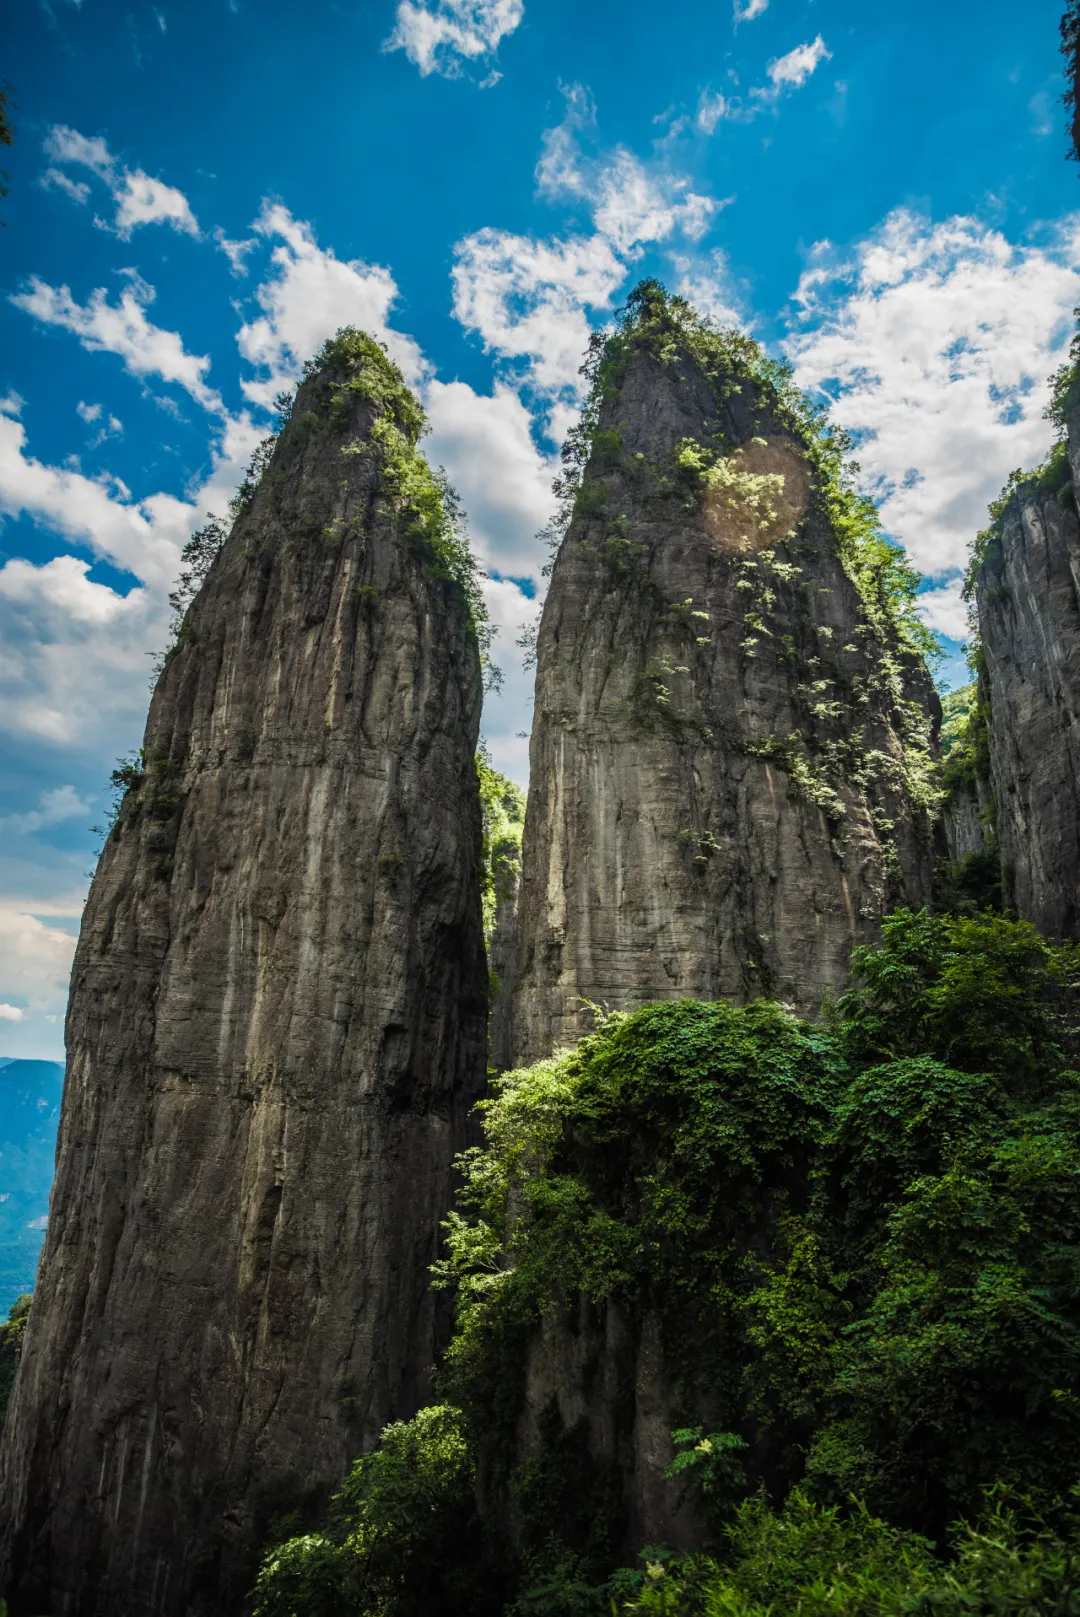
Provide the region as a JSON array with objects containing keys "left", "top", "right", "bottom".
[{"left": 0, "top": 1059, "right": 64, "bottom": 1313}]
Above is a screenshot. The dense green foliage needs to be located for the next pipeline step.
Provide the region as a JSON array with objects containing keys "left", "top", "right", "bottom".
[
  {"left": 250, "top": 1406, "right": 484, "bottom": 1617},
  {"left": 621, "top": 1488, "right": 1080, "bottom": 1614},
  {"left": 477, "top": 746, "right": 526, "bottom": 948},
  {"left": 0, "top": 1294, "right": 30, "bottom": 1416},
  {"left": 254, "top": 910, "right": 1080, "bottom": 1615},
  {"left": 937, "top": 685, "right": 974, "bottom": 759}
]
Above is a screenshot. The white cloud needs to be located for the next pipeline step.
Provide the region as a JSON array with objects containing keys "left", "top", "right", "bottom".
[
  {"left": 734, "top": 0, "right": 768, "bottom": 19},
  {"left": 700, "top": 35, "right": 832, "bottom": 126},
  {"left": 41, "top": 168, "right": 91, "bottom": 206},
  {"left": 384, "top": 0, "right": 523, "bottom": 79},
  {"left": 0, "top": 786, "right": 94, "bottom": 837},
  {"left": 111, "top": 171, "right": 198, "bottom": 239},
  {"left": 425, "top": 379, "right": 555, "bottom": 582},
  {"left": 453, "top": 87, "right": 725, "bottom": 406},
  {"left": 765, "top": 35, "right": 831, "bottom": 91},
  {"left": 787, "top": 209, "right": 1080, "bottom": 582},
  {"left": 42, "top": 124, "right": 199, "bottom": 239},
  {"left": 214, "top": 228, "right": 257, "bottom": 276},
  {"left": 43, "top": 126, "right": 113, "bottom": 178},
  {"left": 13, "top": 273, "right": 223, "bottom": 415},
  {"left": 0, "top": 895, "right": 82, "bottom": 1047},
  {"left": 917, "top": 579, "right": 969, "bottom": 641},
  {"left": 671, "top": 247, "right": 746, "bottom": 329},
  {"left": 0, "top": 399, "right": 190, "bottom": 591},
  {"left": 696, "top": 91, "right": 729, "bottom": 135},
  {"left": 537, "top": 84, "right": 723, "bottom": 254},
  {"left": 76, "top": 400, "right": 101, "bottom": 423},
  {"left": 236, "top": 203, "right": 427, "bottom": 410},
  {"left": 451, "top": 227, "right": 625, "bottom": 399}
]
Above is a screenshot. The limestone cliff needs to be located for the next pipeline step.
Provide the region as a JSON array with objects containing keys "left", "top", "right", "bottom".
[
  {"left": 0, "top": 333, "right": 488, "bottom": 1616},
  {"left": 971, "top": 437, "right": 1080, "bottom": 938},
  {"left": 511, "top": 284, "right": 940, "bottom": 1064}
]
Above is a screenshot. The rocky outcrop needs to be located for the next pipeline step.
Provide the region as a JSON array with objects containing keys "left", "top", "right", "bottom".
[
  {"left": 0, "top": 334, "right": 488, "bottom": 1616},
  {"left": 972, "top": 440, "right": 1080, "bottom": 938},
  {"left": 511, "top": 285, "right": 940, "bottom": 1064}
]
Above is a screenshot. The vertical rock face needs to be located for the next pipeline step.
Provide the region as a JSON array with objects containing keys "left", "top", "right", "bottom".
[
  {"left": 0, "top": 335, "right": 488, "bottom": 1616},
  {"left": 511, "top": 287, "right": 939, "bottom": 1065},
  {"left": 973, "top": 437, "right": 1080, "bottom": 938}
]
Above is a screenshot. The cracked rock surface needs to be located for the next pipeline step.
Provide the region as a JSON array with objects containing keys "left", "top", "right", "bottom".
[
  {"left": 0, "top": 348, "right": 487, "bottom": 1616},
  {"left": 511, "top": 311, "right": 939, "bottom": 1064}
]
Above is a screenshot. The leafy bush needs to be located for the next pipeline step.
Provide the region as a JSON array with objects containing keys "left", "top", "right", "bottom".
[
  {"left": 250, "top": 1405, "right": 485, "bottom": 1617},
  {"left": 434, "top": 910, "right": 1080, "bottom": 1548},
  {"left": 624, "top": 1488, "right": 1080, "bottom": 1615},
  {"left": 254, "top": 912, "right": 1080, "bottom": 1612}
]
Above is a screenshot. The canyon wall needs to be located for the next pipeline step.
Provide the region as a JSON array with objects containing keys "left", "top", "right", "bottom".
[
  {"left": 971, "top": 435, "right": 1080, "bottom": 938},
  {"left": 0, "top": 335, "right": 488, "bottom": 1616},
  {"left": 511, "top": 286, "right": 940, "bottom": 1065}
]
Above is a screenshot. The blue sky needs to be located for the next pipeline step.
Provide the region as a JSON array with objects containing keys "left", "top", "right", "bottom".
[{"left": 0, "top": 0, "right": 1077, "bottom": 1058}]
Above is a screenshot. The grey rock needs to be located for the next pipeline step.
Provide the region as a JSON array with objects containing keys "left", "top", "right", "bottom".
[
  {"left": 0, "top": 341, "right": 488, "bottom": 1616},
  {"left": 511, "top": 308, "right": 939, "bottom": 1064},
  {"left": 942, "top": 776, "right": 993, "bottom": 863},
  {"left": 974, "top": 446, "right": 1080, "bottom": 938}
]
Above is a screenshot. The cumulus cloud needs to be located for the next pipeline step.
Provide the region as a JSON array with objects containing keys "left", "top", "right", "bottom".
[
  {"left": 671, "top": 247, "right": 747, "bottom": 329},
  {"left": 787, "top": 209, "right": 1080, "bottom": 587},
  {"left": 0, "top": 398, "right": 190, "bottom": 591},
  {"left": 0, "top": 895, "right": 82, "bottom": 1041},
  {"left": 451, "top": 227, "right": 625, "bottom": 400},
  {"left": 453, "top": 86, "right": 725, "bottom": 407},
  {"left": 917, "top": 578, "right": 970, "bottom": 641},
  {"left": 0, "top": 786, "right": 94, "bottom": 837},
  {"left": 214, "top": 228, "right": 257, "bottom": 276},
  {"left": 537, "top": 84, "right": 722, "bottom": 253},
  {"left": 734, "top": 0, "right": 768, "bottom": 20},
  {"left": 384, "top": 0, "right": 523, "bottom": 79},
  {"left": 42, "top": 124, "right": 199, "bottom": 239},
  {"left": 13, "top": 272, "right": 223, "bottom": 415},
  {"left": 236, "top": 203, "right": 427, "bottom": 409},
  {"left": 425, "top": 379, "right": 555, "bottom": 583}
]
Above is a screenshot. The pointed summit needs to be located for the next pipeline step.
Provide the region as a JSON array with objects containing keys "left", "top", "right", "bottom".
[
  {"left": 512, "top": 283, "right": 940, "bottom": 1062},
  {"left": 0, "top": 331, "right": 489, "bottom": 1616}
]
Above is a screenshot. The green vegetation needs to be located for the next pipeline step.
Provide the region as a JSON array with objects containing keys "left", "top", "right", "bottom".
[
  {"left": 314, "top": 329, "right": 493, "bottom": 664},
  {"left": 253, "top": 909, "right": 1080, "bottom": 1615},
  {"left": 618, "top": 1488, "right": 1080, "bottom": 1614},
  {"left": 251, "top": 1406, "right": 484, "bottom": 1617},
  {"left": 0, "top": 1294, "right": 30, "bottom": 1415},
  {"left": 477, "top": 746, "right": 526, "bottom": 949},
  {"left": 167, "top": 515, "right": 229, "bottom": 644}
]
